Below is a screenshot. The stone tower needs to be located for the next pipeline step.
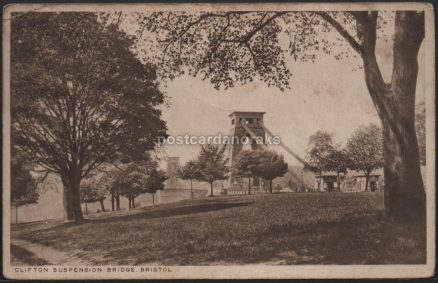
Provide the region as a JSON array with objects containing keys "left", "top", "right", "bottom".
[
  {"left": 166, "top": 157, "right": 180, "bottom": 188},
  {"left": 227, "top": 112, "right": 267, "bottom": 188}
]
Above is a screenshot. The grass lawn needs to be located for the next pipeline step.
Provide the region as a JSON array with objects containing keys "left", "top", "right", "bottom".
[
  {"left": 11, "top": 244, "right": 51, "bottom": 266},
  {"left": 13, "top": 192, "right": 425, "bottom": 265}
]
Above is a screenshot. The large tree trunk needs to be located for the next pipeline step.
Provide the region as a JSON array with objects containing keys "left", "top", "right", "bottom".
[
  {"left": 61, "top": 174, "right": 75, "bottom": 221},
  {"left": 355, "top": 11, "right": 426, "bottom": 220},
  {"left": 383, "top": 119, "right": 425, "bottom": 220},
  {"left": 210, "top": 182, "right": 214, "bottom": 196},
  {"left": 70, "top": 175, "right": 84, "bottom": 223}
]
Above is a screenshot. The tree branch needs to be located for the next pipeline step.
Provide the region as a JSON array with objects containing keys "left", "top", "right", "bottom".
[{"left": 315, "top": 12, "right": 363, "bottom": 55}]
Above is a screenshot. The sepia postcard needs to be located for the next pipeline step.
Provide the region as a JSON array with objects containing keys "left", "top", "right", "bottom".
[{"left": 2, "top": 2, "right": 436, "bottom": 279}]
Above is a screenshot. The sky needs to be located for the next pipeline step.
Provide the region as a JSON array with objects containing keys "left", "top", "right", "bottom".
[{"left": 157, "top": 42, "right": 426, "bottom": 167}]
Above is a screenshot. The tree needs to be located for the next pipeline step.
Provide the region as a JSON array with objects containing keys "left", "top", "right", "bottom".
[
  {"left": 113, "top": 163, "right": 145, "bottom": 209},
  {"left": 11, "top": 13, "right": 167, "bottom": 222},
  {"left": 196, "top": 144, "right": 229, "bottom": 196},
  {"left": 144, "top": 169, "right": 167, "bottom": 206},
  {"left": 253, "top": 151, "right": 288, "bottom": 193},
  {"left": 111, "top": 159, "right": 167, "bottom": 208},
  {"left": 231, "top": 150, "right": 260, "bottom": 194},
  {"left": 305, "top": 131, "right": 333, "bottom": 191},
  {"left": 177, "top": 160, "right": 201, "bottom": 197},
  {"left": 133, "top": 9, "right": 427, "bottom": 219},
  {"left": 326, "top": 148, "right": 350, "bottom": 191},
  {"left": 415, "top": 101, "right": 426, "bottom": 166},
  {"left": 99, "top": 172, "right": 122, "bottom": 211},
  {"left": 80, "top": 180, "right": 107, "bottom": 214},
  {"left": 347, "top": 124, "right": 384, "bottom": 192},
  {"left": 11, "top": 147, "right": 39, "bottom": 223}
]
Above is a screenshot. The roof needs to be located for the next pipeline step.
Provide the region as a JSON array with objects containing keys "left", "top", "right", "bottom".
[
  {"left": 315, "top": 169, "right": 383, "bottom": 178},
  {"left": 314, "top": 171, "right": 341, "bottom": 177},
  {"left": 229, "top": 111, "right": 266, "bottom": 118}
]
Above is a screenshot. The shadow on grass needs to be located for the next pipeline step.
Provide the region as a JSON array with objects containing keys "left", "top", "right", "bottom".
[
  {"left": 11, "top": 244, "right": 52, "bottom": 266},
  {"left": 94, "top": 201, "right": 253, "bottom": 224},
  {"left": 259, "top": 212, "right": 426, "bottom": 265},
  {"left": 18, "top": 200, "right": 254, "bottom": 235}
]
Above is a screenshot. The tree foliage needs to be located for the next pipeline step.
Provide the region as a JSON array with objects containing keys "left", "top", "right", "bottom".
[
  {"left": 347, "top": 124, "right": 384, "bottom": 191},
  {"left": 79, "top": 171, "right": 109, "bottom": 205},
  {"left": 195, "top": 144, "right": 229, "bottom": 196},
  {"left": 306, "top": 131, "right": 334, "bottom": 174},
  {"left": 231, "top": 150, "right": 262, "bottom": 194},
  {"left": 326, "top": 147, "right": 350, "bottom": 191},
  {"left": 177, "top": 160, "right": 201, "bottom": 193},
  {"left": 232, "top": 150, "right": 261, "bottom": 177},
  {"left": 11, "top": 147, "right": 39, "bottom": 207},
  {"left": 110, "top": 159, "right": 167, "bottom": 208},
  {"left": 11, "top": 13, "right": 167, "bottom": 221},
  {"left": 177, "top": 160, "right": 201, "bottom": 181},
  {"left": 80, "top": 183, "right": 106, "bottom": 204},
  {"left": 253, "top": 150, "right": 289, "bottom": 193},
  {"left": 326, "top": 148, "right": 350, "bottom": 175}
]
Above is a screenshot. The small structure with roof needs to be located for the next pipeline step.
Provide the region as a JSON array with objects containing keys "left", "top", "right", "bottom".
[
  {"left": 314, "top": 172, "right": 343, "bottom": 192},
  {"left": 314, "top": 169, "right": 383, "bottom": 192}
]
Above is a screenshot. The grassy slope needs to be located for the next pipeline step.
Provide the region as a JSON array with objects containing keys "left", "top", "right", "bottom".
[{"left": 15, "top": 192, "right": 425, "bottom": 265}]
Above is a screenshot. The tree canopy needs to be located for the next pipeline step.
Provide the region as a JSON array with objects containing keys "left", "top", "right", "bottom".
[
  {"left": 11, "top": 12, "right": 167, "bottom": 221},
  {"left": 232, "top": 150, "right": 261, "bottom": 178},
  {"left": 196, "top": 144, "right": 229, "bottom": 196},
  {"left": 232, "top": 150, "right": 262, "bottom": 194},
  {"left": 306, "top": 131, "right": 334, "bottom": 176},
  {"left": 177, "top": 160, "right": 201, "bottom": 194},
  {"left": 111, "top": 159, "right": 167, "bottom": 208},
  {"left": 326, "top": 148, "right": 349, "bottom": 176},
  {"left": 347, "top": 124, "right": 384, "bottom": 191},
  {"left": 11, "top": 146, "right": 39, "bottom": 207},
  {"left": 254, "top": 150, "right": 289, "bottom": 193}
]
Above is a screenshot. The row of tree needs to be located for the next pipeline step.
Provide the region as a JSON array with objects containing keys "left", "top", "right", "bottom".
[
  {"left": 80, "top": 159, "right": 167, "bottom": 214},
  {"left": 306, "top": 124, "right": 384, "bottom": 191},
  {"left": 177, "top": 144, "right": 289, "bottom": 196}
]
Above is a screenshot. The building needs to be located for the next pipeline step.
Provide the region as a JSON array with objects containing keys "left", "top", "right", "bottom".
[
  {"left": 227, "top": 111, "right": 267, "bottom": 190},
  {"left": 314, "top": 170, "right": 383, "bottom": 192},
  {"left": 346, "top": 173, "right": 382, "bottom": 192},
  {"left": 314, "top": 172, "right": 343, "bottom": 192}
]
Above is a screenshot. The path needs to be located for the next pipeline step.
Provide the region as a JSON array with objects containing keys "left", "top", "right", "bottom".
[{"left": 11, "top": 238, "right": 92, "bottom": 265}]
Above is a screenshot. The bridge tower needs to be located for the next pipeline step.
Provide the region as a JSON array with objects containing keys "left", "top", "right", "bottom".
[{"left": 227, "top": 112, "right": 267, "bottom": 189}]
